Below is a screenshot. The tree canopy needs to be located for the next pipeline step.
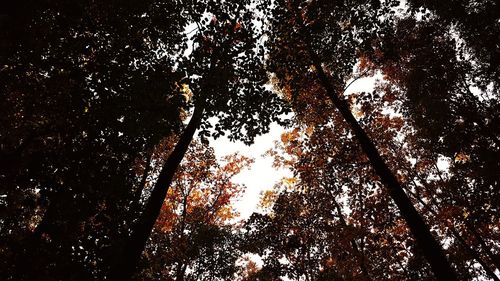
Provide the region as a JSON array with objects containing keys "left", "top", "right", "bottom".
[{"left": 1, "top": 0, "right": 498, "bottom": 280}]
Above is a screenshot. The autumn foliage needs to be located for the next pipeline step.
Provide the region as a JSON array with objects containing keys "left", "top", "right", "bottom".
[{"left": 1, "top": 0, "right": 498, "bottom": 280}]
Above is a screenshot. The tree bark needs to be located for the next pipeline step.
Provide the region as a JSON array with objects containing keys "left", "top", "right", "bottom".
[
  {"left": 290, "top": 5, "right": 458, "bottom": 279},
  {"left": 109, "top": 105, "right": 204, "bottom": 280}
]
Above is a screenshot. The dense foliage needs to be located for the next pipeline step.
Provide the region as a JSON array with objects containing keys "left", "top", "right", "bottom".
[{"left": 1, "top": 0, "right": 498, "bottom": 280}]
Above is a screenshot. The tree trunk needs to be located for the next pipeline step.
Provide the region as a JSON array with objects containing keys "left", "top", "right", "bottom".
[
  {"left": 291, "top": 6, "right": 458, "bottom": 279},
  {"left": 312, "top": 50, "right": 457, "bottom": 280},
  {"left": 109, "top": 105, "right": 204, "bottom": 280}
]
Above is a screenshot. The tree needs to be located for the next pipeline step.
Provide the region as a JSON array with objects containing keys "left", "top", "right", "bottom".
[
  {"left": 407, "top": 0, "right": 499, "bottom": 89},
  {"left": 2, "top": 1, "right": 498, "bottom": 280},
  {"left": 265, "top": 0, "right": 457, "bottom": 279},
  {"left": 109, "top": 0, "right": 288, "bottom": 278},
  {"left": 134, "top": 141, "right": 251, "bottom": 280},
  {"left": 1, "top": 0, "right": 288, "bottom": 279},
  {"left": 365, "top": 15, "right": 500, "bottom": 279},
  {"left": 254, "top": 119, "right": 433, "bottom": 280},
  {"left": 1, "top": 1, "right": 188, "bottom": 279}
]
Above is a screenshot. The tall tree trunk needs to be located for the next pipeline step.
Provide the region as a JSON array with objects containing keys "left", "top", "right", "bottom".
[
  {"left": 290, "top": 5, "right": 458, "bottom": 280},
  {"left": 109, "top": 105, "right": 204, "bottom": 280}
]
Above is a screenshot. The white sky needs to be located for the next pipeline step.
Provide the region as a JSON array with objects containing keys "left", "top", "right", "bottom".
[
  {"left": 209, "top": 122, "right": 292, "bottom": 219},
  {"left": 208, "top": 75, "right": 380, "bottom": 220}
]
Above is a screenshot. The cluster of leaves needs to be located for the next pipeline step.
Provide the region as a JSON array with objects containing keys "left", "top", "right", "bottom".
[{"left": 134, "top": 141, "right": 252, "bottom": 280}]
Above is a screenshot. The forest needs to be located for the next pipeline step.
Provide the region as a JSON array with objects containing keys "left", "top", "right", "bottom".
[{"left": 0, "top": 0, "right": 499, "bottom": 280}]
